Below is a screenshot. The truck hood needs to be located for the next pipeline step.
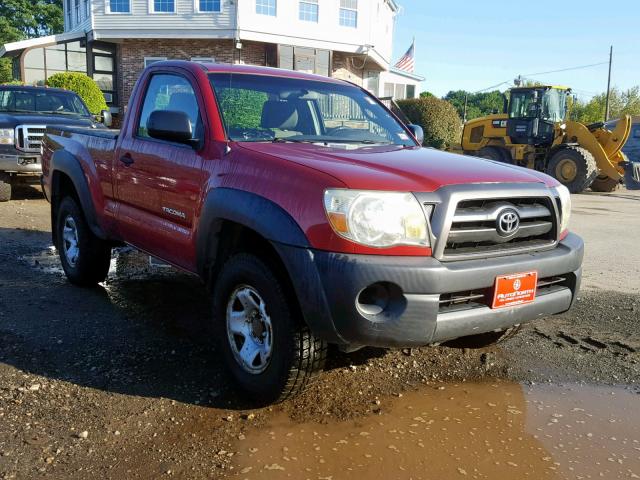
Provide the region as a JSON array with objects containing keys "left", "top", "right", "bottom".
[
  {"left": 0, "top": 112, "right": 97, "bottom": 128},
  {"left": 237, "top": 143, "right": 556, "bottom": 192}
]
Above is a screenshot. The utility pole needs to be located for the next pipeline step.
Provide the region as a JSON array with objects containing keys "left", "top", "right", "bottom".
[
  {"left": 604, "top": 45, "right": 613, "bottom": 121},
  {"left": 463, "top": 93, "right": 468, "bottom": 123}
]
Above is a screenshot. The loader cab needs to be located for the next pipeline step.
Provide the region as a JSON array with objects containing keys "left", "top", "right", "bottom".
[{"left": 506, "top": 86, "right": 570, "bottom": 146}]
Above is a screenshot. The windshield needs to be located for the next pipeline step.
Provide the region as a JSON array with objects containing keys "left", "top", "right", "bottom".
[
  {"left": 509, "top": 88, "right": 567, "bottom": 122},
  {"left": 0, "top": 88, "right": 90, "bottom": 116},
  {"left": 208, "top": 73, "right": 416, "bottom": 146}
]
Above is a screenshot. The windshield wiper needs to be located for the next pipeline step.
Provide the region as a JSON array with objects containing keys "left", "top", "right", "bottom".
[
  {"left": 318, "top": 139, "right": 393, "bottom": 145},
  {"left": 271, "top": 137, "right": 315, "bottom": 143},
  {"left": 37, "top": 110, "right": 82, "bottom": 116}
]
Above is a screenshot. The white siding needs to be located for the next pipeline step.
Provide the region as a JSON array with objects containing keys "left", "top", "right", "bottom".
[
  {"left": 238, "top": 0, "right": 395, "bottom": 66},
  {"left": 92, "top": 0, "right": 236, "bottom": 38}
]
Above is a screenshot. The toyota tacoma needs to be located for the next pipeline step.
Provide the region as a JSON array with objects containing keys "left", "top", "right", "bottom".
[{"left": 42, "top": 61, "right": 583, "bottom": 402}]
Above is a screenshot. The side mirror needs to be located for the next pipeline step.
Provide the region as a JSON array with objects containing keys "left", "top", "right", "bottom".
[
  {"left": 406, "top": 124, "right": 424, "bottom": 145},
  {"left": 101, "top": 109, "right": 112, "bottom": 128},
  {"left": 147, "top": 110, "right": 194, "bottom": 145}
]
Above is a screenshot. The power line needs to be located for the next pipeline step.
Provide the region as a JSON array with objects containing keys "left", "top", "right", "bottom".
[{"left": 520, "top": 61, "right": 609, "bottom": 77}]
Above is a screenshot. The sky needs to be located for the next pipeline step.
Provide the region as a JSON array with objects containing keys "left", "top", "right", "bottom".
[{"left": 390, "top": 0, "right": 640, "bottom": 100}]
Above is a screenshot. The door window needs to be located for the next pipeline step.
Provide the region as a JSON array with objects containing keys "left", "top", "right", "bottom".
[{"left": 137, "top": 74, "right": 202, "bottom": 140}]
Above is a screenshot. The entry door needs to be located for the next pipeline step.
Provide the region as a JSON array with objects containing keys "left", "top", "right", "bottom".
[{"left": 115, "top": 72, "right": 206, "bottom": 269}]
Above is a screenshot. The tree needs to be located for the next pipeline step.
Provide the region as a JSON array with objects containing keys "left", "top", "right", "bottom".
[
  {"left": 0, "top": 0, "right": 63, "bottom": 82},
  {"left": 443, "top": 90, "right": 506, "bottom": 121},
  {"left": 419, "top": 91, "right": 434, "bottom": 98},
  {"left": 569, "top": 87, "right": 640, "bottom": 123},
  {"left": 397, "top": 96, "right": 462, "bottom": 150},
  {"left": 46, "top": 72, "right": 107, "bottom": 114}
]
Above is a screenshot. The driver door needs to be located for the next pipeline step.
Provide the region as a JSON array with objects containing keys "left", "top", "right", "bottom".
[{"left": 115, "top": 71, "right": 206, "bottom": 269}]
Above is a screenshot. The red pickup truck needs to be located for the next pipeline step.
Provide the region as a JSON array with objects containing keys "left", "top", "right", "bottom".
[{"left": 42, "top": 61, "right": 583, "bottom": 403}]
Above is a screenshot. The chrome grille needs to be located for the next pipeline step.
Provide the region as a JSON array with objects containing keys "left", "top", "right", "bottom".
[
  {"left": 443, "top": 197, "right": 557, "bottom": 259},
  {"left": 15, "top": 125, "right": 47, "bottom": 153}
]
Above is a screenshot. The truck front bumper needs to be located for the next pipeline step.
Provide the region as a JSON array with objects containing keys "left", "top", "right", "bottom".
[
  {"left": 276, "top": 233, "right": 583, "bottom": 349},
  {"left": 0, "top": 151, "right": 42, "bottom": 174}
]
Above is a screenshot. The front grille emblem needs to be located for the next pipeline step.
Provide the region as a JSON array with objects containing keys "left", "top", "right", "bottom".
[{"left": 496, "top": 209, "right": 520, "bottom": 237}]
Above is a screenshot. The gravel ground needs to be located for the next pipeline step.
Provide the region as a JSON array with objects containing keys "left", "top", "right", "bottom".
[{"left": 0, "top": 185, "right": 638, "bottom": 479}]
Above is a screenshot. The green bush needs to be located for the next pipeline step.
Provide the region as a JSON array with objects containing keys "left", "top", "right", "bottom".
[
  {"left": 46, "top": 72, "right": 107, "bottom": 114},
  {"left": 397, "top": 96, "right": 462, "bottom": 149},
  {"left": 1, "top": 80, "right": 23, "bottom": 86}
]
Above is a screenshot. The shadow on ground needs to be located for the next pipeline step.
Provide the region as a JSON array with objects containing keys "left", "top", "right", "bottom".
[{"left": 0, "top": 229, "right": 386, "bottom": 410}]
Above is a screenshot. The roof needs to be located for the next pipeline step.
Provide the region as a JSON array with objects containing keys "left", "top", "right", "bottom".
[
  {"left": 0, "top": 85, "right": 72, "bottom": 93},
  {"left": 154, "top": 61, "right": 352, "bottom": 85},
  {"left": 0, "top": 31, "right": 85, "bottom": 58},
  {"left": 511, "top": 85, "right": 570, "bottom": 91},
  {"left": 389, "top": 67, "right": 425, "bottom": 82}
]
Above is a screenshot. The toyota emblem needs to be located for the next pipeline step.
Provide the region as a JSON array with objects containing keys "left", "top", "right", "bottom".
[{"left": 496, "top": 209, "right": 520, "bottom": 237}]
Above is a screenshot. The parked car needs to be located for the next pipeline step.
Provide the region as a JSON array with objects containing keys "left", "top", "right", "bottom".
[
  {"left": 42, "top": 61, "right": 584, "bottom": 403},
  {"left": 0, "top": 85, "right": 109, "bottom": 201}
]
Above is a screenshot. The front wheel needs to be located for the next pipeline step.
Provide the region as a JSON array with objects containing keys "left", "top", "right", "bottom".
[
  {"left": 56, "top": 196, "right": 111, "bottom": 286},
  {"left": 546, "top": 146, "right": 597, "bottom": 193},
  {"left": 213, "top": 254, "right": 327, "bottom": 404}
]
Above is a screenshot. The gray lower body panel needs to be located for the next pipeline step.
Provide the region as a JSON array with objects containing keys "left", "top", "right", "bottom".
[{"left": 276, "top": 233, "right": 584, "bottom": 348}]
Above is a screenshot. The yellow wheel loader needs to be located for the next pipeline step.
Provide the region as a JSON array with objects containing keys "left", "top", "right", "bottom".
[{"left": 460, "top": 86, "right": 632, "bottom": 193}]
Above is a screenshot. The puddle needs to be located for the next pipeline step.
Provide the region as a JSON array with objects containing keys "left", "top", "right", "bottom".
[
  {"left": 20, "top": 246, "right": 178, "bottom": 280},
  {"left": 232, "top": 381, "right": 640, "bottom": 479}
]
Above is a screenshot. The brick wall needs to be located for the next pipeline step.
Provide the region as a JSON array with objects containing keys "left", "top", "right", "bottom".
[{"left": 116, "top": 39, "right": 267, "bottom": 114}]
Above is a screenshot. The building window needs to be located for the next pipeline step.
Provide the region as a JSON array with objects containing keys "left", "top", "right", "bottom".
[
  {"left": 74, "top": 0, "right": 80, "bottom": 22},
  {"left": 108, "top": 0, "right": 130, "bottom": 13},
  {"left": 151, "top": 0, "right": 175, "bottom": 13},
  {"left": 383, "top": 82, "right": 394, "bottom": 97},
  {"left": 144, "top": 57, "right": 168, "bottom": 68},
  {"left": 197, "top": 0, "right": 221, "bottom": 12},
  {"left": 278, "top": 45, "right": 329, "bottom": 77},
  {"left": 394, "top": 83, "right": 406, "bottom": 100},
  {"left": 406, "top": 84, "right": 416, "bottom": 99},
  {"left": 191, "top": 57, "right": 215, "bottom": 63},
  {"left": 339, "top": 0, "right": 357, "bottom": 27},
  {"left": 66, "top": 0, "right": 73, "bottom": 26},
  {"left": 299, "top": 0, "right": 318, "bottom": 22},
  {"left": 256, "top": 0, "right": 276, "bottom": 16},
  {"left": 84, "top": 0, "right": 89, "bottom": 17}
]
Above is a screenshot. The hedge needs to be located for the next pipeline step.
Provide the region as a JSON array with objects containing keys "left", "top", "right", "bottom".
[
  {"left": 397, "top": 96, "right": 462, "bottom": 150},
  {"left": 45, "top": 72, "right": 107, "bottom": 114}
]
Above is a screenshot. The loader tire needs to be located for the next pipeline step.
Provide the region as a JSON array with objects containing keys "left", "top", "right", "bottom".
[
  {"left": 477, "top": 146, "right": 512, "bottom": 164},
  {"left": 546, "top": 146, "right": 597, "bottom": 193},
  {"left": 590, "top": 175, "right": 619, "bottom": 192}
]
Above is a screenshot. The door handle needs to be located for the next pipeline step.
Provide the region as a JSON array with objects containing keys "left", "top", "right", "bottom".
[{"left": 119, "top": 154, "right": 134, "bottom": 166}]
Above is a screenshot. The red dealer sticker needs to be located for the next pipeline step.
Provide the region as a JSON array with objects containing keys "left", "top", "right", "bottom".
[{"left": 492, "top": 271, "right": 538, "bottom": 309}]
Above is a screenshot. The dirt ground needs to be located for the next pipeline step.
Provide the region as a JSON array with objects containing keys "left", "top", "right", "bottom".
[{"left": 0, "top": 185, "right": 639, "bottom": 480}]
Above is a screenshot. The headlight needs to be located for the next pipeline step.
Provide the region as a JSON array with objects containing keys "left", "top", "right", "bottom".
[
  {"left": 323, "top": 189, "right": 429, "bottom": 248},
  {"left": 553, "top": 184, "right": 571, "bottom": 233},
  {"left": 0, "top": 128, "right": 13, "bottom": 145}
]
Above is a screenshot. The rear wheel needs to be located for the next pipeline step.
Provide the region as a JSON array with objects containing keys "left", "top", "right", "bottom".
[
  {"left": 213, "top": 253, "right": 327, "bottom": 404},
  {"left": 56, "top": 196, "right": 111, "bottom": 286},
  {"left": 546, "top": 146, "right": 597, "bottom": 193},
  {"left": 477, "top": 146, "right": 512, "bottom": 164},
  {"left": 0, "top": 173, "right": 11, "bottom": 202},
  {"left": 590, "top": 175, "right": 619, "bottom": 192}
]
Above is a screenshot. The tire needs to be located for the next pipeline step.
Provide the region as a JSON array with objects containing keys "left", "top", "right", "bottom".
[
  {"left": 590, "top": 175, "right": 619, "bottom": 192},
  {"left": 56, "top": 196, "right": 111, "bottom": 286},
  {"left": 477, "top": 146, "right": 512, "bottom": 164},
  {"left": 0, "top": 173, "right": 11, "bottom": 202},
  {"left": 546, "top": 146, "right": 597, "bottom": 193},
  {"left": 212, "top": 253, "right": 327, "bottom": 404},
  {"left": 443, "top": 325, "right": 522, "bottom": 349}
]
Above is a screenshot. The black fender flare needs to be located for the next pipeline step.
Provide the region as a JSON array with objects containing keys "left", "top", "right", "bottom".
[
  {"left": 196, "top": 187, "right": 309, "bottom": 278},
  {"left": 50, "top": 149, "right": 106, "bottom": 244},
  {"left": 196, "top": 188, "right": 344, "bottom": 344}
]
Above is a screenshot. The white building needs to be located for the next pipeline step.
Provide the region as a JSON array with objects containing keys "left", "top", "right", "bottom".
[{"left": 1, "top": 0, "right": 424, "bottom": 118}]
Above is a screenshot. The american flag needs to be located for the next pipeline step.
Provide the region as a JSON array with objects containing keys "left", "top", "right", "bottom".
[{"left": 394, "top": 40, "right": 415, "bottom": 73}]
